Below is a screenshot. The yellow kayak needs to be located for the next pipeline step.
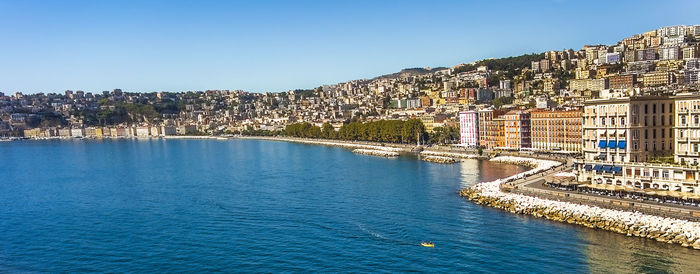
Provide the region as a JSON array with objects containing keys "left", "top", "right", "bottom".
[{"left": 420, "top": 242, "right": 434, "bottom": 247}]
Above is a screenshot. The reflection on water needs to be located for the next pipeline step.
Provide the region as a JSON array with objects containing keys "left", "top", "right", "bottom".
[
  {"left": 582, "top": 228, "right": 700, "bottom": 273},
  {"left": 458, "top": 159, "right": 530, "bottom": 188}
]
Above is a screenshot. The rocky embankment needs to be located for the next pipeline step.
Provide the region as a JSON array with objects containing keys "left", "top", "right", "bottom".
[
  {"left": 420, "top": 150, "right": 488, "bottom": 159},
  {"left": 461, "top": 156, "right": 700, "bottom": 250},
  {"left": 422, "top": 155, "right": 459, "bottom": 164},
  {"left": 352, "top": 149, "right": 399, "bottom": 157}
]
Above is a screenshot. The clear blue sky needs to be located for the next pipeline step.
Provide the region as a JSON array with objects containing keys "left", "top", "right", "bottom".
[{"left": 0, "top": 0, "right": 698, "bottom": 94}]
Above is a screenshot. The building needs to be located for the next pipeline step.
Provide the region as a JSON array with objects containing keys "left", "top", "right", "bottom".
[
  {"left": 70, "top": 128, "right": 85, "bottom": 138},
  {"left": 659, "top": 46, "right": 681, "bottom": 60},
  {"left": 459, "top": 110, "right": 478, "bottom": 147},
  {"left": 575, "top": 96, "right": 699, "bottom": 194},
  {"left": 641, "top": 71, "right": 670, "bottom": 87},
  {"left": 502, "top": 110, "right": 531, "bottom": 150},
  {"left": 608, "top": 74, "right": 637, "bottom": 90},
  {"left": 673, "top": 94, "right": 700, "bottom": 164},
  {"left": 569, "top": 78, "right": 608, "bottom": 92},
  {"left": 582, "top": 96, "right": 674, "bottom": 163},
  {"left": 530, "top": 109, "right": 583, "bottom": 152},
  {"left": 477, "top": 109, "right": 506, "bottom": 149}
]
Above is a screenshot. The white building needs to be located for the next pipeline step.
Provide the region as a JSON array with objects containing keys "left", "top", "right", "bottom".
[{"left": 459, "top": 110, "right": 479, "bottom": 147}]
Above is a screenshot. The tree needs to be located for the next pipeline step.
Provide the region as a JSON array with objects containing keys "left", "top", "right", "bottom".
[
  {"left": 401, "top": 119, "right": 426, "bottom": 145},
  {"left": 321, "top": 123, "right": 335, "bottom": 139}
]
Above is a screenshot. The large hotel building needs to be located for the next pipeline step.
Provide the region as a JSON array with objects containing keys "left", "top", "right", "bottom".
[{"left": 576, "top": 95, "right": 699, "bottom": 194}]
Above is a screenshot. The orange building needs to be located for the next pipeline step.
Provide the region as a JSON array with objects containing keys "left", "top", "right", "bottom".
[
  {"left": 503, "top": 110, "right": 531, "bottom": 149},
  {"left": 477, "top": 109, "right": 507, "bottom": 149},
  {"left": 530, "top": 109, "right": 583, "bottom": 152}
]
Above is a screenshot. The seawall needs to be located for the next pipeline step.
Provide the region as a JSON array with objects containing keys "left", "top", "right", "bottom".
[{"left": 460, "top": 156, "right": 700, "bottom": 250}]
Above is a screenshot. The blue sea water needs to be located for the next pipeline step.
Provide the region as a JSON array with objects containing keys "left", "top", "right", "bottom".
[{"left": 0, "top": 139, "right": 698, "bottom": 273}]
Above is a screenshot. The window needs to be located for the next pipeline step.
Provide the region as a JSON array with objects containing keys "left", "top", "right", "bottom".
[
  {"left": 695, "top": 115, "right": 699, "bottom": 125},
  {"left": 662, "top": 104, "right": 665, "bottom": 113},
  {"left": 682, "top": 116, "right": 687, "bottom": 125},
  {"left": 644, "top": 104, "right": 648, "bottom": 114},
  {"left": 669, "top": 115, "right": 673, "bottom": 126},
  {"left": 661, "top": 130, "right": 665, "bottom": 138},
  {"left": 695, "top": 144, "right": 698, "bottom": 153},
  {"left": 653, "top": 129, "right": 657, "bottom": 139},
  {"left": 645, "top": 129, "right": 648, "bottom": 139},
  {"left": 653, "top": 104, "right": 657, "bottom": 114}
]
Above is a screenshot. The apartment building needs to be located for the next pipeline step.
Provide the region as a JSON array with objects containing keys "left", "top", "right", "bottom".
[
  {"left": 459, "top": 110, "right": 478, "bottom": 147},
  {"left": 530, "top": 109, "right": 582, "bottom": 152},
  {"left": 477, "top": 109, "right": 506, "bottom": 149},
  {"left": 503, "top": 110, "right": 531, "bottom": 149}
]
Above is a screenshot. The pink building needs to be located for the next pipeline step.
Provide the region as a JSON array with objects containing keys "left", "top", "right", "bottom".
[{"left": 459, "top": 110, "right": 479, "bottom": 147}]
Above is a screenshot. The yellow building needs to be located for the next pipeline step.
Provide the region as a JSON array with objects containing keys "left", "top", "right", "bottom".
[
  {"left": 23, "top": 128, "right": 41, "bottom": 138},
  {"left": 641, "top": 71, "right": 670, "bottom": 87}
]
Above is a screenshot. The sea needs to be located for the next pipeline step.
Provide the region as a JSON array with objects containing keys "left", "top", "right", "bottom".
[{"left": 0, "top": 139, "right": 698, "bottom": 273}]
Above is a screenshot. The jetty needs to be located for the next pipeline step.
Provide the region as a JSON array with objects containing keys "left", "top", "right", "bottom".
[
  {"left": 422, "top": 155, "right": 459, "bottom": 164},
  {"left": 352, "top": 149, "right": 399, "bottom": 157}
]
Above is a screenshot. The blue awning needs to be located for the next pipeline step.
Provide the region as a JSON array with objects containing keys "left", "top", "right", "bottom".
[
  {"left": 593, "top": 165, "right": 603, "bottom": 171},
  {"left": 612, "top": 166, "right": 622, "bottom": 174},
  {"left": 602, "top": 165, "right": 613, "bottom": 173},
  {"left": 598, "top": 140, "right": 607, "bottom": 148},
  {"left": 618, "top": 141, "right": 627, "bottom": 149},
  {"left": 584, "top": 164, "right": 593, "bottom": 171},
  {"left": 608, "top": 140, "right": 617, "bottom": 148}
]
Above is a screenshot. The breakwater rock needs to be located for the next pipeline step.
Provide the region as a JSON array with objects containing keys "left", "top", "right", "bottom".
[
  {"left": 352, "top": 149, "right": 399, "bottom": 157},
  {"left": 460, "top": 156, "right": 700, "bottom": 250},
  {"left": 423, "top": 156, "right": 459, "bottom": 164},
  {"left": 420, "top": 150, "right": 488, "bottom": 160}
]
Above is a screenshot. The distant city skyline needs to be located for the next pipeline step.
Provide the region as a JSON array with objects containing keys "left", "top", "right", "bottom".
[{"left": 1, "top": 0, "right": 699, "bottom": 94}]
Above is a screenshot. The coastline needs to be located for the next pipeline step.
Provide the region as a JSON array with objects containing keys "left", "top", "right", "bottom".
[{"left": 461, "top": 156, "right": 700, "bottom": 250}]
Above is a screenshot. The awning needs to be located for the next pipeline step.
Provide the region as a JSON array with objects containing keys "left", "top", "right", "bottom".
[
  {"left": 584, "top": 164, "right": 593, "bottom": 171},
  {"left": 602, "top": 165, "right": 613, "bottom": 173},
  {"left": 618, "top": 129, "right": 626, "bottom": 136},
  {"left": 608, "top": 140, "right": 617, "bottom": 148},
  {"left": 618, "top": 140, "right": 627, "bottom": 149},
  {"left": 608, "top": 129, "right": 616, "bottom": 135},
  {"left": 593, "top": 165, "right": 603, "bottom": 172},
  {"left": 612, "top": 166, "right": 622, "bottom": 174},
  {"left": 598, "top": 140, "right": 607, "bottom": 148}
]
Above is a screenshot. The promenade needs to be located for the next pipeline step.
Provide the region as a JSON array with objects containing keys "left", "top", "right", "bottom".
[{"left": 502, "top": 160, "right": 700, "bottom": 222}]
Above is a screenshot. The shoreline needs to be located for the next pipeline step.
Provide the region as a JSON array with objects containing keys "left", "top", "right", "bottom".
[{"left": 461, "top": 156, "right": 700, "bottom": 250}]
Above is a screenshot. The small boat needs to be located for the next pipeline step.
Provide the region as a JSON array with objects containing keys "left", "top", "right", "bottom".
[{"left": 420, "top": 241, "right": 434, "bottom": 248}]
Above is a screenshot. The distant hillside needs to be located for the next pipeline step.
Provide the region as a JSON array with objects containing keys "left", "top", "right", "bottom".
[
  {"left": 373, "top": 67, "right": 448, "bottom": 80},
  {"left": 453, "top": 53, "right": 545, "bottom": 75}
]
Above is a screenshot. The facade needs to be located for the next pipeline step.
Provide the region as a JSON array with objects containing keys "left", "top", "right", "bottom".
[
  {"left": 674, "top": 94, "right": 700, "bottom": 164},
  {"left": 503, "top": 110, "right": 531, "bottom": 150},
  {"left": 458, "top": 110, "right": 478, "bottom": 147},
  {"left": 530, "top": 109, "right": 582, "bottom": 152},
  {"left": 582, "top": 96, "right": 673, "bottom": 163},
  {"left": 642, "top": 71, "right": 670, "bottom": 87},
  {"left": 477, "top": 109, "right": 506, "bottom": 149},
  {"left": 576, "top": 96, "right": 700, "bottom": 194},
  {"left": 608, "top": 74, "right": 637, "bottom": 90}
]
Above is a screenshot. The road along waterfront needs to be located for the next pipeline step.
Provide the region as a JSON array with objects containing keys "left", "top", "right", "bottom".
[{"left": 460, "top": 156, "right": 700, "bottom": 250}]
